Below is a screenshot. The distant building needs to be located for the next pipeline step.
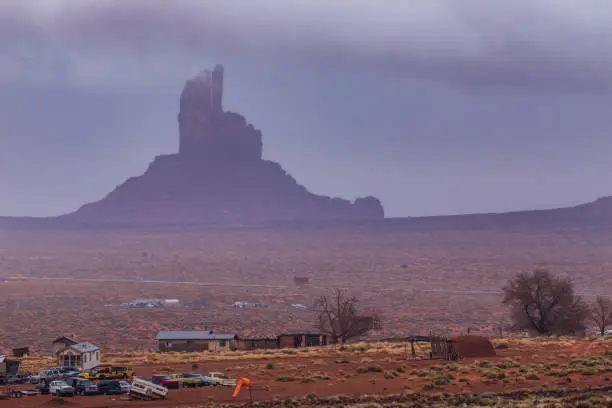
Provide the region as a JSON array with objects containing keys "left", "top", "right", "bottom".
[
  {"left": 156, "top": 330, "right": 238, "bottom": 352},
  {"left": 278, "top": 333, "right": 327, "bottom": 348},
  {"left": 51, "top": 336, "right": 78, "bottom": 355},
  {"left": 291, "top": 304, "right": 308, "bottom": 309},
  {"left": 120, "top": 299, "right": 163, "bottom": 308},
  {"left": 233, "top": 301, "right": 266, "bottom": 309},
  {"left": 56, "top": 342, "right": 101, "bottom": 371}
]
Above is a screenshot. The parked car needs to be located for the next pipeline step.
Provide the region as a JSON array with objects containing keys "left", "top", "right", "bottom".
[
  {"left": 173, "top": 373, "right": 207, "bottom": 387},
  {"left": 57, "top": 366, "right": 79, "bottom": 374},
  {"left": 30, "top": 369, "right": 62, "bottom": 384},
  {"left": 79, "top": 364, "right": 132, "bottom": 380},
  {"left": 61, "top": 370, "right": 81, "bottom": 379},
  {"left": 36, "top": 379, "right": 50, "bottom": 394},
  {"left": 49, "top": 380, "right": 76, "bottom": 397},
  {"left": 97, "top": 380, "right": 122, "bottom": 395},
  {"left": 7, "top": 373, "right": 32, "bottom": 385},
  {"left": 119, "top": 380, "right": 131, "bottom": 393},
  {"left": 205, "top": 372, "right": 237, "bottom": 387},
  {"left": 67, "top": 377, "right": 99, "bottom": 395},
  {"left": 151, "top": 375, "right": 179, "bottom": 389}
]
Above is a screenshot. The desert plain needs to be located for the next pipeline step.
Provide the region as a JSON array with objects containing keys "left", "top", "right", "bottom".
[{"left": 1, "top": 225, "right": 612, "bottom": 407}]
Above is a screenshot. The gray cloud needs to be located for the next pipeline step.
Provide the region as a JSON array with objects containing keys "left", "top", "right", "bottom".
[
  {"left": 1, "top": 0, "right": 612, "bottom": 218},
  {"left": 2, "top": 0, "right": 612, "bottom": 90}
]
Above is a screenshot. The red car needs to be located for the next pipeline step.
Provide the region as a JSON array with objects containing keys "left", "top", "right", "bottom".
[{"left": 151, "top": 375, "right": 179, "bottom": 389}]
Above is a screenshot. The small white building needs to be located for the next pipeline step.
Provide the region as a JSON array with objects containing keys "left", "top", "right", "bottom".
[{"left": 57, "top": 342, "right": 101, "bottom": 371}]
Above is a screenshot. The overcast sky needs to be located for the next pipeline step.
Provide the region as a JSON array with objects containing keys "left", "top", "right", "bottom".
[{"left": 1, "top": 0, "right": 612, "bottom": 218}]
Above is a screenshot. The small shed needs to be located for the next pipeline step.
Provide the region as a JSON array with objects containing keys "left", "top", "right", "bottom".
[
  {"left": 450, "top": 336, "right": 496, "bottom": 358},
  {"left": 0, "top": 355, "right": 20, "bottom": 377},
  {"left": 57, "top": 342, "right": 101, "bottom": 371},
  {"left": 156, "top": 330, "right": 238, "bottom": 352},
  {"left": 12, "top": 347, "right": 29, "bottom": 358},
  {"left": 52, "top": 336, "right": 78, "bottom": 355}
]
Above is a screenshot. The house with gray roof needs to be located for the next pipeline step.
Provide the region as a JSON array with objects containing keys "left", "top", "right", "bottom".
[
  {"left": 156, "top": 330, "right": 238, "bottom": 352},
  {"left": 56, "top": 341, "right": 101, "bottom": 371}
]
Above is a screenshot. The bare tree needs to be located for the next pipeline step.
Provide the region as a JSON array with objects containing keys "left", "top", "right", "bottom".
[
  {"left": 314, "top": 288, "right": 381, "bottom": 344},
  {"left": 590, "top": 296, "right": 612, "bottom": 336},
  {"left": 502, "top": 269, "right": 589, "bottom": 336}
]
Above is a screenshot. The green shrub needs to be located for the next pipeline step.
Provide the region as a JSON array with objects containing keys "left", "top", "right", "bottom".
[
  {"left": 483, "top": 370, "right": 506, "bottom": 380},
  {"left": 384, "top": 371, "right": 398, "bottom": 379},
  {"left": 356, "top": 365, "right": 383, "bottom": 374},
  {"left": 276, "top": 376, "right": 298, "bottom": 382},
  {"left": 582, "top": 368, "right": 597, "bottom": 376},
  {"left": 495, "top": 342, "right": 509, "bottom": 349},
  {"left": 266, "top": 362, "right": 274, "bottom": 369}
]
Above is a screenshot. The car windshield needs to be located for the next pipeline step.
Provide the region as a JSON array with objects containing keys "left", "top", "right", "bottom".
[
  {"left": 157, "top": 375, "right": 172, "bottom": 380},
  {"left": 56, "top": 382, "right": 68, "bottom": 387}
]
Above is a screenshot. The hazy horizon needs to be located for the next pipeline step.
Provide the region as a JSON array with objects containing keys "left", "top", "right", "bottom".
[{"left": 2, "top": 0, "right": 612, "bottom": 218}]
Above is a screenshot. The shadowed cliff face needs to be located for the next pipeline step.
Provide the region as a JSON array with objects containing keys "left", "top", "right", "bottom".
[{"left": 65, "top": 66, "right": 384, "bottom": 226}]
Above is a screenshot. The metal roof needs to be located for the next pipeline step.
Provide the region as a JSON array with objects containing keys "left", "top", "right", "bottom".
[
  {"left": 53, "top": 336, "right": 78, "bottom": 345},
  {"left": 156, "top": 330, "right": 237, "bottom": 341},
  {"left": 69, "top": 342, "right": 100, "bottom": 353}
]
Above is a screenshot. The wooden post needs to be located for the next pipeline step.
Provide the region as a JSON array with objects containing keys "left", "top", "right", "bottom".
[{"left": 411, "top": 340, "right": 416, "bottom": 359}]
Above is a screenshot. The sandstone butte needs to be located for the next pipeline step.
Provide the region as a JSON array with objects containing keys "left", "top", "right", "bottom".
[{"left": 63, "top": 64, "right": 384, "bottom": 226}]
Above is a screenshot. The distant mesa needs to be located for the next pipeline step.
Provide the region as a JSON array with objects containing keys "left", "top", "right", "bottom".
[{"left": 64, "top": 64, "right": 384, "bottom": 226}]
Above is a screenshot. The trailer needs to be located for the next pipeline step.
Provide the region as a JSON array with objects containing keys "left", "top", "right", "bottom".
[{"left": 129, "top": 377, "right": 168, "bottom": 400}]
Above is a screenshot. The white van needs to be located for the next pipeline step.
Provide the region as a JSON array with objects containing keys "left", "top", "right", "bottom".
[{"left": 129, "top": 377, "right": 168, "bottom": 400}]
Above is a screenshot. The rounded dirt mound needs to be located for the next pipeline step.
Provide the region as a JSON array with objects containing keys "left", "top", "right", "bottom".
[{"left": 451, "top": 335, "right": 496, "bottom": 358}]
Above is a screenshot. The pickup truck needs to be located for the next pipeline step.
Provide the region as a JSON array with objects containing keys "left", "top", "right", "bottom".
[
  {"left": 129, "top": 377, "right": 168, "bottom": 400},
  {"left": 172, "top": 373, "right": 207, "bottom": 387},
  {"left": 49, "top": 380, "right": 76, "bottom": 397},
  {"left": 68, "top": 377, "right": 99, "bottom": 395},
  {"left": 30, "top": 369, "right": 62, "bottom": 384},
  {"left": 151, "top": 375, "right": 179, "bottom": 389},
  {"left": 205, "top": 372, "right": 237, "bottom": 387}
]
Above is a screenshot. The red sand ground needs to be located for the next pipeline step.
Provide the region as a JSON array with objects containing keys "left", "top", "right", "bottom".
[{"left": 2, "top": 339, "right": 611, "bottom": 407}]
